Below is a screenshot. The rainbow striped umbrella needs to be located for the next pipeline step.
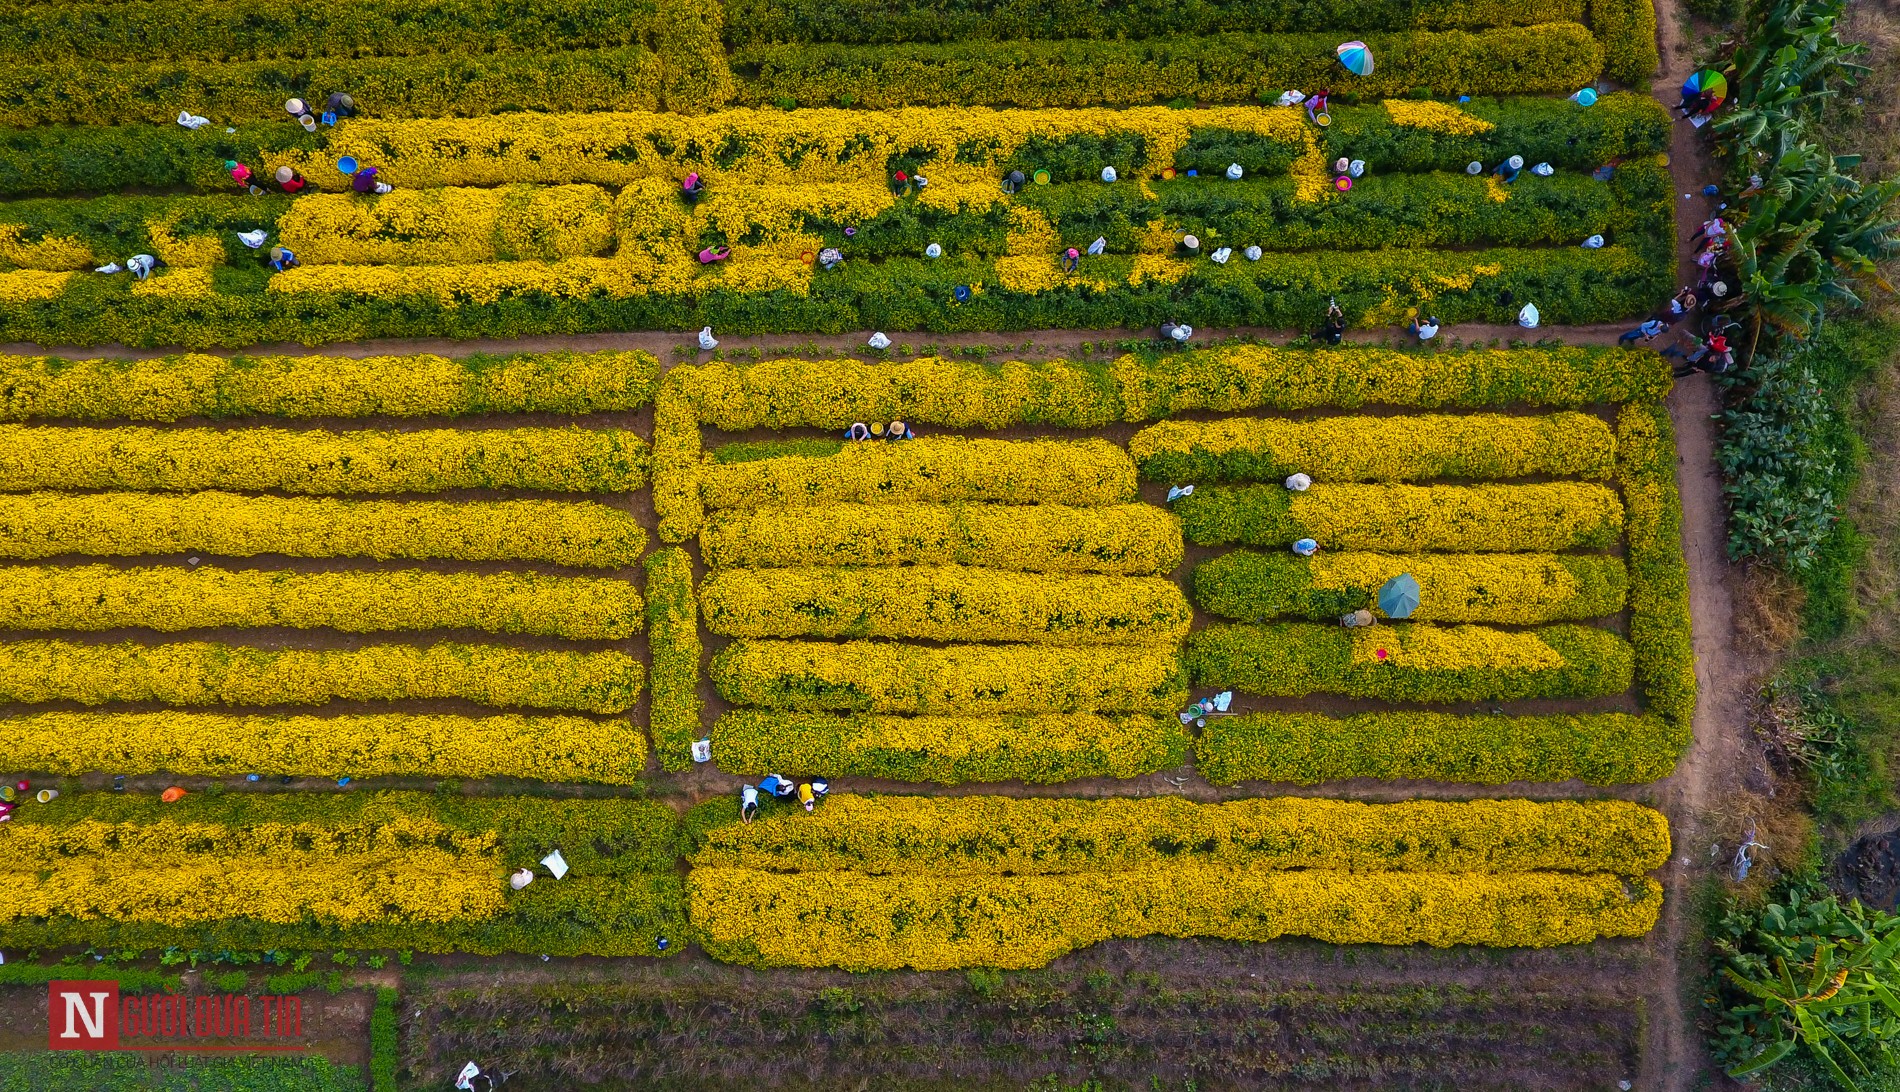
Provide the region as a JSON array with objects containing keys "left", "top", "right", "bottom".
[
  {"left": 1682, "top": 69, "right": 1728, "bottom": 110},
  {"left": 1335, "top": 41, "right": 1374, "bottom": 76}
]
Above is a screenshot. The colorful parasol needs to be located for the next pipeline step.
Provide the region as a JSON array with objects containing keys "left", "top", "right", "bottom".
[
  {"left": 1682, "top": 69, "right": 1728, "bottom": 110},
  {"left": 1335, "top": 41, "right": 1374, "bottom": 76}
]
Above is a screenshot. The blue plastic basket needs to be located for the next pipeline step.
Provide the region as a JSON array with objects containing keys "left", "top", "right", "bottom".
[{"left": 336, "top": 155, "right": 358, "bottom": 174}]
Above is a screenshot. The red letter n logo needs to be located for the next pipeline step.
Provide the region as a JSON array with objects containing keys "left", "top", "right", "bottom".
[{"left": 48, "top": 981, "right": 119, "bottom": 1050}]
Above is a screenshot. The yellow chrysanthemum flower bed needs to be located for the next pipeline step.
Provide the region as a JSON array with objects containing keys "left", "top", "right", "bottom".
[
  {"left": 711, "top": 710, "right": 1189, "bottom": 784},
  {"left": 698, "top": 437, "right": 1136, "bottom": 510},
  {"left": 1177, "top": 481, "right": 1625, "bottom": 551},
  {"left": 689, "top": 866, "right": 1663, "bottom": 970},
  {"left": 0, "top": 565, "right": 644, "bottom": 639},
  {"left": 7, "top": 813, "right": 507, "bottom": 928},
  {"left": 270, "top": 106, "right": 1314, "bottom": 191},
  {"left": 0, "top": 640, "right": 642, "bottom": 713},
  {"left": 277, "top": 184, "right": 618, "bottom": 266},
  {"left": 0, "top": 425, "right": 648, "bottom": 493},
  {"left": 0, "top": 349, "right": 659, "bottom": 421},
  {"left": 1128, "top": 411, "right": 1616, "bottom": 483},
  {"left": 0, "top": 492, "right": 647, "bottom": 566},
  {"left": 712, "top": 639, "right": 1187, "bottom": 714},
  {"left": 2, "top": 792, "right": 685, "bottom": 955},
  {"left": 1194, "top": 551, "right": 1627, "bottom": 625},
  {"left": 0, "top": 711, "right": 645, "bottom": 782},
  {"left": 700, "top": 503, "right": 1182, "bottom": 573},
  {"left": 701, "top": 566, "right": 1191, "bottom": 645},
  {"left": 689, "top": 795, "right": 1671, "bottom": 875},
  {"left": 1186, "top": 622, "right": 1632, "bottom": 702}
]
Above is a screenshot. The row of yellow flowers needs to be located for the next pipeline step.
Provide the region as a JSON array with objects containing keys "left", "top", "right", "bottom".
[
  {"left": 689, "top": 866, "right": 1663, "bottom": 970},
  {"left": 1127, "top": 410, "right": 1617, "bottom": 483},
  {"left": 0, "top": 565, "right": 644, "bottom": 639},
  {"left": 0, "top": 349, "right": 659, "bottom": 421},
  {"left": 1185, "top": 621, "right": 1633, "bottom": 702},
  {"left": 0, "top": 640, "right": 642, "bottom": 713},
  {"left": 1194, "top": 550, "right": 1628, "bottom": 625},
  {"left": 0, "top": 493, "right": 648, "bottom": 567},
  {"left": 0, "top": 425, "right": 647, "bottom": 494},
  {"left": 278, "top": 184, "right": 618, "bottom": 266},
  {"left": 9, "top": 843, "right": 505, "bottom": 929},
  {"left": 700, "top": 566, "right": 1192, "bottom": 645},
  {"left": 712, "top": 638, "right": 1187, "bottom": 714},
  {"left": 710, "top": 710, "right": 1188, "bottom": 784},
  {"left": 1197, "top": 709, "right": 1688, "bottom": 785},
  {"left": 1177, "top": 481, "right": 1626, "bottom": 551},
  {"left": 0, "top": 711, "right": 645, "bottom": 783},
  {"left": 1, "top": 793, "right": 686, "bottom": 955},
  {"left": 700, "top": 502, "right": 1182, "bottom": 574},
  {"left": 689, "top": 795, "right": 1671, "bottom": 875},
  {"left": 698, "top": 437, "right": 1135, "bottom": 510},
  {"left": 271, "top": 106, "right": 1316, "bottom": 191}
]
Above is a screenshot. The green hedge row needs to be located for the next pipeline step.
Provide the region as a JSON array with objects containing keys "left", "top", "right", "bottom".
[
  {"left": 0, "top": 93, "right": 1665, "bottom": 200},
  {"left": 1619, "top": 402, "right": 1697, "bottom": 728},
  {"left": 4, "top": 792, "right": 685, "bottom": 956},
  {"left": 1196, "top": 710, "right": 1687, "bottom": 784},
  {"left": 0, "top": 44, "right": 728, "bottom": 128},
  {"left": 0, "top": 0, "right": 674, "bottom": 62},
  {"left": 1184, "top": 622, "right": 1634, "bottom": 702},
  {"left": 0, "top": 244, "right": 1668, "bottom": 348},
  {"left": 1320, "top": 93, "right": 1668, "bottom": 172},
  {"left": 731, "top": 26, "right": 1603, "bottom": 109},
  {"left": 719, "top": 0, "right": 1585, "bottom": 45},
  {"left": 645, "top": 547, "right": 704, "bottom": 773},
  {"left": 0, "top": 165, "right": 1661, "bottom": 272}
]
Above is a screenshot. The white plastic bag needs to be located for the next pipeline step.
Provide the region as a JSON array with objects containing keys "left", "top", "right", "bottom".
[
  {"left": 867, "top": 331, "right": 892, "bottom": 349},
  {"left": 1517, "top": 303, "right": 1541, "bottom": 329},
  {"left": 697, "top": 326, "right": 719, "bottom": 350}
]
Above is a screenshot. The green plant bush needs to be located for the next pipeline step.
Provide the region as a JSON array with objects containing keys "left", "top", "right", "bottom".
[
  {"left": 646, "top": 547, "right": 704, "bottom": 772},
  {"left": 730, "top": 26, "right": 1604, "bottom": 109},
  {"left": 0, "top": 243, "right": 1669, "bottom": 347},
  {"left": 1619, "top": 402, "right": 1697, "bottom": 728},
  {"left": 719, "top": 0, "right": 1586, "bottom": 45},
  {"left": 0, "top": 0, "right": 673, "bottom": 62},
  {"left": 1589, "top": 0, "right": 1659, "bottom": 82},
  {"left": 0, "top": 47, "right": 708, "bottom": 128},
  {"left": 1319, "top": 92, "right": 1669, "bottom": 171},
  {"left": 371, "top": 987, "right": 398, "bottom": 1092},
  {"left": 1184, "top": 621, "right": 1634, "bottom": 701},
  {"left": 1196, "top": 710, "right": 1687, "bottom": 783}
]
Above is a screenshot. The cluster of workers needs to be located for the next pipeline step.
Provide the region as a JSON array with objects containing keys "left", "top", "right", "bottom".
[
  {"left": 845, "top": 420, "right": 916, "bottom": 441},
  {"left": 97, "top": 92, "right": 379, "bottom": 283},
  {"left": 1616, "top": 206, "right": 1747, "bottom": 377},
  {"left": 740, "top": 774, "right": 829, "bottom": 822}
]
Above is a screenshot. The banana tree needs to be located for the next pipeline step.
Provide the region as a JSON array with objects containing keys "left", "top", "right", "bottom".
[{"left": 1713, "top": 887, "right": 1900, "bottom": 1089}]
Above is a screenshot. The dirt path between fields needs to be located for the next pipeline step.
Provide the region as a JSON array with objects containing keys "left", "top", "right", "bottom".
[{"left": 1640, "top": 2, "right": 1762, "bottom": 1088}]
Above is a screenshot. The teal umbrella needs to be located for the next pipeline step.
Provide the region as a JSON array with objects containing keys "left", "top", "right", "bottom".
[{"left": 1378, "top": 574, "right": 1420, "bottom": 619}]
